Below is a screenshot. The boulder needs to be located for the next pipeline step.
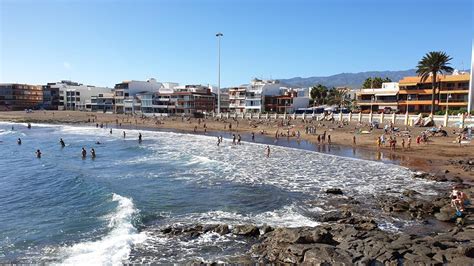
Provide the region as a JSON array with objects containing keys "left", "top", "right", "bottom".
[
  {"left": 213, "top": 224, "right": 230, "bottom": 235},
  {"left": 302, "top": 244, "right": 352, "bottom": 264},
  {"left": 434, "top": 206, "right": 456, "bottom": 222},
  {"left": 232, "top": 224, "right": 260, "bottom": 237}
]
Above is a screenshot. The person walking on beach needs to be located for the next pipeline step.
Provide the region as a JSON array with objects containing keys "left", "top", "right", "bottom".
[
  {"left": 251, "top": 132, "right": 255, "bottom": 141},
  {"left": 91, "top": 148, "right": 96, "bottom": 159},
  {"left": 81, "top": 147, "right": 87, "bottom": 158},
  {"left": 317, "top": 134, "right": 321, "bottom": 144},
  {"left": 327, "top": 134, "right": 331, "bottom": 144},
  {"left": 36, "top": 149, "right": 41, "bottom": 158},
  {"left": 376, "top": 136, "right": 381, "bottom": 148},
  {"left": 407, "top": 136, "right": 411, "bottom": 149},
  {"left": 138, "top": 133, "right": 142, "bottom": 143},
  {"left": 352, "top": 136, "right": 356, "bottom": 146},
  {"left": 123, "top": 131, "right": 126, "bottom": 138},
  {"left": 17, "top": 138, "right": 22, "bottom": 145},
  {"left": 265, "top": 145, "right": 271, "bottom": 157},
  {"left": 401, "top": 138, "right": 405, "bottom": 150}
]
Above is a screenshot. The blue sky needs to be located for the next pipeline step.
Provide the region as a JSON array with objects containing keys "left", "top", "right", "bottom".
[{"left": 0, "top": 0, "right": 472, "bottom": 87}]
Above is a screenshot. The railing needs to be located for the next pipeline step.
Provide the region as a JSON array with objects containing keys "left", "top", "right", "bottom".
[{"left": 207, "top": 112, "right": 474, "bottom": 128}]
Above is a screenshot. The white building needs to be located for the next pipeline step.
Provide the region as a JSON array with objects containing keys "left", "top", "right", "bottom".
[
  {"left": 469, "top": 45, "right": 474, "bottom": 112},
  {"left": 114, "top": 78, "right": 163, "bottom": 113},
  {"left": 53, "top": 80, "right": 113, "bottom": 111},
  {"left": 245, "top": 79, "right": 281, "bottom": 113},
  {"left": 356, "top": 82, "right": 399, "bottom": 112}
]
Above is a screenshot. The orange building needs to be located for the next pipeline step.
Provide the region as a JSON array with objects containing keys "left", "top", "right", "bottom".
[{"left": 398, "top": 73, "right": 470, "bottom": 113}]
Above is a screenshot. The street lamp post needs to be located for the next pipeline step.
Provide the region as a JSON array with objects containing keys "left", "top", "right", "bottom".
[
  {"left": 216, "top": 32, "right": 223, "bottom": 114},
  {"left": 446, "top": 93, "right": 452, "bottom": 115}
]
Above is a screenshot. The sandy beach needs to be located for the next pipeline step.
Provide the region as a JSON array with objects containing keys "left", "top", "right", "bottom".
[{"left": 0, "top": 110, "right": 472, "bottom": 182}]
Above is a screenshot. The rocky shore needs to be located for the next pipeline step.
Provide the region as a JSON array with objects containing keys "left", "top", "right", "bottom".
[{"left": 154, "top": 181, "right": 474, "bottom": 264}]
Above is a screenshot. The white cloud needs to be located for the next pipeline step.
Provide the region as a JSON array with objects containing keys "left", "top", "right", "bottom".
[{"left": 63, "top": 62, "right": 71, "bottom": 70}]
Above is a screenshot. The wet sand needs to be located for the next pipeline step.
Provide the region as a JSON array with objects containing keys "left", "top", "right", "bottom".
[{"left": 0, "top": 110, "right": 472, "bottom": 182}]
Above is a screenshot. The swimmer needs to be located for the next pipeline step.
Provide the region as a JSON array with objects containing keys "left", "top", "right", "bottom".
[
  {"left": 90, "top": 148, "right": 96, "bottom": 159},
  {"left": 17, "top": 138, "right": 22, "bottom": 145},
  {"left": 95, "top": 141, "right": 101, "bottom": 145},
  {"left": 27, "top": 123, "right": 31, "bottom": 129},
  {"left": 60, "top": 138, "right": 65, "bottom": 147},
  {"left": 36, "top": 149, "right": 41, "bottom": 158},
  {"left": 81, "top": 147, "right": 87, "bottom": 158}
]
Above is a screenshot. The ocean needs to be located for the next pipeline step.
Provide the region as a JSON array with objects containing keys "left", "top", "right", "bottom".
[{"left": 0, "top": 122, "right": 442, "bottom": 264}]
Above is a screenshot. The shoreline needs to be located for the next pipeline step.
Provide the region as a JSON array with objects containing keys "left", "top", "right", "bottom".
[{"left": 0, "top": 110, "right": 472, "bottom": 183}]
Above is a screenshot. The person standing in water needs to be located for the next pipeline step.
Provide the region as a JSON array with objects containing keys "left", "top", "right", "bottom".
[
  {"left": 36, "top": 149, "right": 41, "bottom": 158},
  {"left": 237, "top": 134, "right": 241, "bottom": 145},
  {"left": 123, "top": 131, "right": 126, "bottom": 138},
  {"left": 138, "top": 133, "right": 142, "bottom": 143},
  {"left": 17, "top": 138, "right": 22, "bottom": 145},
  {"left": 232, "top": 134, "right": 236, "bottom": 145},
  {"left": 60, "top": 138, "right": 65, "bottom": 147},
  {"left": 251, "top": 132, "right": 255, "bottom": 141},
  {"left": 90, "top": 148, "right": 96, "bottom": 159},
  {"left": 109, "top": 128, "right": 112, "bottom": 134},
  {"left": 265, "top": 145, "right": 271, "bottom": 157},
  {"left": 217, "top": 136, "right": 221, "bottom": 146},
  {"left": 81, "top": 147, "right": 87, "bottom": 158},
  {"left": 27, "top": 123, "right": 31, "bottom": 129}
]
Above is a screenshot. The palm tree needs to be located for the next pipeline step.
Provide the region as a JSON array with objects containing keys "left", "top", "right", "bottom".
[
  {"left": 416, "top": 51, "right": 454, "bottom": 114},
  {"left": 328, "top": 88, "right": 350, "bottom": 108},
  {"left": 310, "top": 84, "right": 328, "bottom": 106}
]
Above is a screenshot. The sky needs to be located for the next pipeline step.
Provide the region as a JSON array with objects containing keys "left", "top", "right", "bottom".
[{"left": 0, "top": 0, "right": 472, "bottom": 88}]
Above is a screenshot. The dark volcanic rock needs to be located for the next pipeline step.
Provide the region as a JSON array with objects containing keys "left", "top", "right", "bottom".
[
  {"left": 232, "top": 224, "right": 260, "bottom": 237},
  {"left": 326, "top": 188, "right": 343, "bottom": 195}
]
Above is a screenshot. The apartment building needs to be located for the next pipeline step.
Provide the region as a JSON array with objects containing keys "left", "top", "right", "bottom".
[
  {"left": 51, "top": 81, "right": 113, "bottom": 111},
  {"left": 398, "top": 71, "right": 470, "bottom": 113},
  {"left": 356, "top": 82, "right": 399, "bottom": 112},
  {"left": 245, "top": 79, "right": 281, "bottom": 113},
  {"left": 228, "top": 86, "right": 247, "bottom": 113},
  {"left": 0, "top": 83, "right": 43, "bottom": 111},
  {"left": 114, "top": 78, "right": 163, "bottom": 113},
  {"left": 86, "top": 93, "right": 115, "bottom": 112},
  {"left": 42, "top": 83, "right": 60, "bottom": 110},
  {"left": 264, "top": 87, "right": 310, "bottom": 113}
]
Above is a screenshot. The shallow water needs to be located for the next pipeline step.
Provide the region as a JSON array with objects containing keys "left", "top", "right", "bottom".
[{"left": 0, "top": 122, "right": 443, "bottom": 263}]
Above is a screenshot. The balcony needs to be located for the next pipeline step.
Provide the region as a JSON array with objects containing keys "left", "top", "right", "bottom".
[
  {"left": 229, "top": 103, "right": 245, "bottom": 108},
  {"left": 229, "top": 95, "right": 246, "bottom": 100}
]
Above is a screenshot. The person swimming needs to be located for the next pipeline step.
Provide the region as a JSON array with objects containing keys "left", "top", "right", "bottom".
[
  {"left": 17, "top": 138, "right": 22, "bottom": 145},
  {"left": 60, "top": 138, "right": 65, "bottom": 147},
  {"left": 90, "top": 148, "right": 96, "bottom": 159},
  {"left": 81, "top": 147, "right": 87, "bottom": 158},
  {"left": 95, "top": 141, "right": 101, "bottom": 145},
  {"left": 36, "top": 149, "right": 41, "bottom": 158}
]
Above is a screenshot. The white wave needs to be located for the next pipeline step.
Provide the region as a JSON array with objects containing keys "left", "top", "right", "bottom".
[
  {"left": 169, "top": 204, "right": 319, "bottom": 228},
  {"left": 59, "top": 193, "right": 146, "bottom": 265}
]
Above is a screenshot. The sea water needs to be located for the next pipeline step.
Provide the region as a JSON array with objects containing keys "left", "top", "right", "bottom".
[{"left": 0, "top": 122, "right": 442, "bottom": 264}]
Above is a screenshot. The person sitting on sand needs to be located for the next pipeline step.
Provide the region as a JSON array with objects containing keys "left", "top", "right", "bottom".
[
  {"left": 81, "top": 147, "right": 87, "bottom": 158},
  {"left": 17, "top": 138, "right": 22, "bottom": 145},
  {"left": 36, "top": 149, "right": 41, "bottom": 158}
]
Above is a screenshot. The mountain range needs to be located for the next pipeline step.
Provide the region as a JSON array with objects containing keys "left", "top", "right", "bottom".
[{"left": 279, "top": 69, "right": 418, "bottom": 89}]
